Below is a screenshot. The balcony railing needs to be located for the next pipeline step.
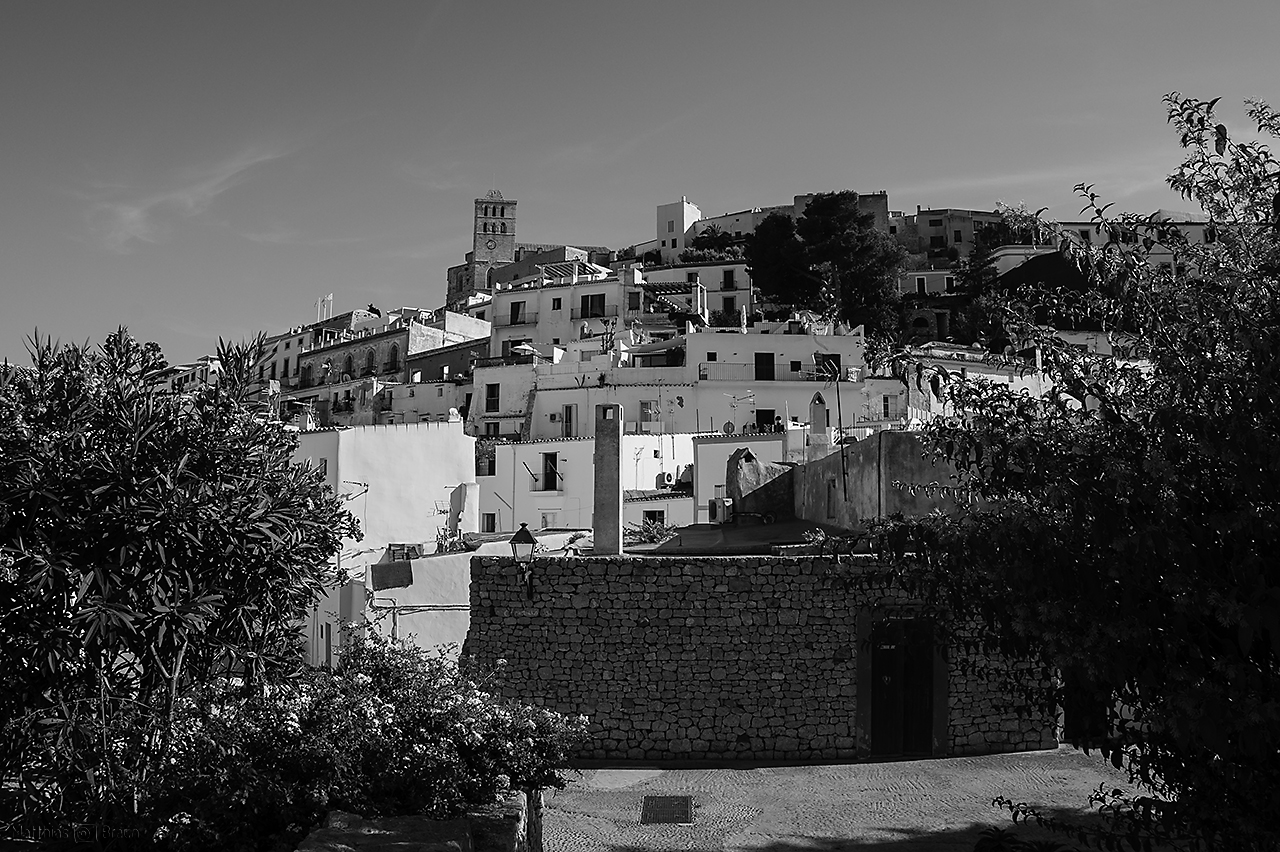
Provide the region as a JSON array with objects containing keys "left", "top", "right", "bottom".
[
  {"left": 697, "top": 362, "right": 759, "bottom": 381},
  {"left": 494, "top": 312, "right": 538, "bottom": 327},
  {"left": 570, "top": 305, "right": 619, "bottom": 320},
  {"left": 529, "top": 473, "right": 563, "bottom": 493}
]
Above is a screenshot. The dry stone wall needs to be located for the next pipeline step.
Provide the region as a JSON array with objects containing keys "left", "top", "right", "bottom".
[{"left": 466, "top": 555, "right": 1056, "bottom": 763}]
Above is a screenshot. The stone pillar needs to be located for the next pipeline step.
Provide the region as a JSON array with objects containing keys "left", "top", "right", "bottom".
[{"left": 593, "top": 403, "right": 624, "bottom": 555}]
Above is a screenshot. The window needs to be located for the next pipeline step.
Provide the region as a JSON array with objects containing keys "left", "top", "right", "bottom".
[
  {"left": 284, "top": 341, "right": 290, "bottom": 350},
  {"left": 628, "top": 291, "right": 641, "bottom": 311},
  {"left": 484, "top": 421, "right": 499, "bottom": 436},
  {"left": 722, "top": 296, "right": 737, "bottom": 314},
  {"left": 945, "top": 276, "right": 956, "bottom": 291},
  {"left": 477, "top": 456, "right": 495, "bottom": 477},
  {"left": 929, "top": 236, "right": 946, "bottom": 248},
  {"left": 580, "top": 293, "right": 606, "bottom": 318},
  {"left": 344, "top": 356, "right": 354, "bottom": 378},
  {"left": 707, "top": 351, "right": 717, "bottom": 362},
  {"left": 476, "top": 310, "right": 485, "bottom": 320},
  {"left": 660, "top": 240, "right": 666, "bottom": 248},
  {"left": 270, "top": 363, "right": 277, "bottom": 380},
  {"left": 640, "top": 399, "right": 659, "bottom": 423},
  {"left": 499, "top": 206, "right": 505, "bottom": 217},
  {"left": 1079, "top": 229, "right": 1092, "bottom": 244},
  {"left": 928, "top": 218, "right": 943, "bottom": 227},
  {"left": 1204, "top": 226, "right": 1217, "bottom": 244},
  {"left": 540, "top": 452, "right": 559, "bottom": 491},
  {"left": 686, "top": 272, "right": 698, "bottom": 283},
  {"left": 790, "top": 360, "right": 802, "bottom": 373},
  {"left": 734, "top": 230, "right": 742, "bottom": 238},
  {"left": 282, "top": 357, "right": 289, "bottom": 377},
  {"left": 500, "top": 222, "right": 506, "bottom": 234},
  {"left": 485, "top": 383, "right": 500, "bottom": 412},
  {"left": 551, "top": 297, "right": 562, "bottom": 311},
  {"left": 552, "top": 337, "right": 560, "bottom": 345},
  {"left": 258, "top": 365, "right": 264, "bottom": 380},
  {"left": 889, "top": 224, "right": 897, "bottom": 235},
  {"left": 541, "top": 512, "right": 559, "bottom": 528},
  {"left": 481, "top": 513, "right": 496, "bottom": 533},
  {"left": 672, "top": 238, "right": 678, "bottom": 248},
  {"left": 643, "top": 510, "right": 666, "bottom": 526},
  {"left": 954, "top": 229, "right": 963, "bottom": 243},
  {"left": 916, "top": 277, "right": 927, "bottom": 294},
  {"left": 483, "top": 222, "right": 489, "bottom": 234},
  {"left": 722, "top": 269, "right": 736, "bottom": 289},
  {"left": 667, "top": 219, "right": 675, "bottom": 233},
  {"left": 388, "top": 345, "right": 400, "bottom": 371},
  {"left": 364, "top": 350, "right": 375, "bottom": 376},
  {"left": 883, "top": 394, "right": 895, "bottom": 419},
  {"left": 315, "top": 458, "right": 327, "bottom": 477},
  {"left": 437, "top": 387, "right": 443, "bottom": 397}
]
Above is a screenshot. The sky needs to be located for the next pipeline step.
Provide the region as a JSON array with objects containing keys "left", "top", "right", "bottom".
[{"left": 3, "top": 0, "right": 1278, "bottom": 365}]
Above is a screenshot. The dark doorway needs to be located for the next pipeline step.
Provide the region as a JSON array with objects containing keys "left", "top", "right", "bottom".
[
  {"left": 870, "top": 619, "right": 935, "bottom": 756},
  {"left": 1061, "top": 670, "right": 1110, "bottom": 747},
  {"left": 754, "top": 352, "right": 775, "bottom": 381},
  {"left": 755, "top": 408, "right": 775, "bottom": 432}
]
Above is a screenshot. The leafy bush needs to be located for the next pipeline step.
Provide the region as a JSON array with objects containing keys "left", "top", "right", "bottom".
[{"left": 148, "top": 631, "right": 588, "bottom": 851}]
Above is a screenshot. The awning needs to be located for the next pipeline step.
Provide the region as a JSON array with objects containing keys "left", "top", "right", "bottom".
[{"left": 626, "top": 337, "right": 686, "bottom": 355}]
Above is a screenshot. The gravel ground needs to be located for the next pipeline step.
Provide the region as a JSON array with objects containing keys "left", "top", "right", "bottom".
[{"left": 544, "top": 746, "right": 1136, "bottom": 851}]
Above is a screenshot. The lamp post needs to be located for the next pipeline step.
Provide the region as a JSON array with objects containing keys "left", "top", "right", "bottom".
[{"left": 510, "top": 522, "right": 537, "bottom": 598}]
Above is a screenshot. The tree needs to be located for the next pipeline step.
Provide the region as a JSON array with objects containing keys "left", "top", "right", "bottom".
[
  {"left": 0, "top": 330, "right": 360, "bottom": 831},
  {"left": 745, "top": 191, "right": 905, "bottom": 332},
  {"left": 871, "top": 95, "right": 1280, "bottom": 851}
]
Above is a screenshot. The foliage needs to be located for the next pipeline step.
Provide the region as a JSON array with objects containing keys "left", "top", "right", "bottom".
[
  {"left": 744, "top": 192, "right": 905, "bottom": 332},
  {"left": 148, "top": 630, "right": 589, "bottom": 850},
  {"left": 870, "top": 95, "right": 1280, "bottom": 851},
  {"left": 623, "top": 519, "right": 680, "bottom": 546},
  {"left": 707, "top": 308, "right": 742, "bottom": 328},
  {"left": 678, "top": 225, "right": 745, "bottom": 262},
  {"left": 0, "top": 330, "right": 360, "bottom": 839}
]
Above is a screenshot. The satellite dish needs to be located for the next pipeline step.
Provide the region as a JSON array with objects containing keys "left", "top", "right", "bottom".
[{"left": 722, "top": 422, "right": 735, "bottom": 435}]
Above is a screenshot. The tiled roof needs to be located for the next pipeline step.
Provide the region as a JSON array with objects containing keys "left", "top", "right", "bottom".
[{"left": 624, "top": 489, "right": 694, "bottom": 503}]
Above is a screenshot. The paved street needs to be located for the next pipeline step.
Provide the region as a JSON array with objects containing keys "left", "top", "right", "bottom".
[{"left": 545, "top": 747, "right": 1134, "bottom": 851}]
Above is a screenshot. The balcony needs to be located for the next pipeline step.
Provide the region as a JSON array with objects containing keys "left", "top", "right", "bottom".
[
  {"left": 529, "top": 473, "right": 563, "bottom": 493},
  {"left": 571, "top": 305, "right": 619, "bottom": 320},
  {"left": 697, "top": 362, "right": 758, "bottom": 381},
  {"left": 494, "top": 312, "right": 538, "bottom": 327}
]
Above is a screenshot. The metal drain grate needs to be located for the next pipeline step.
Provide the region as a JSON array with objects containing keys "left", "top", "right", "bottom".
[{"left": 640, "top": 795, "right": 693, "bottom": 825}]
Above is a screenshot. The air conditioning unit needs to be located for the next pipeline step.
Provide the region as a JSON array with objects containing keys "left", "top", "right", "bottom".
[
  {"left": 656, "top": 471, "right": 675, "bottom": 488},
  {"left": 845, "top": 367, "right": 861, "bottom": 382},
  {"left": 549, "top": 412, "right": 560, "bottom": 422},
  {"left": 624, "top": 421, "right": 640, "bottom": 434},
  {"left": 708, "top": 497, "right": 734, "bottom": 524}
]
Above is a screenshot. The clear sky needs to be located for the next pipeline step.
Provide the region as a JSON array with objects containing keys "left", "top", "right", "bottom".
[{"left": 3, "top": 0, "right": 1278, "bottom": 365}]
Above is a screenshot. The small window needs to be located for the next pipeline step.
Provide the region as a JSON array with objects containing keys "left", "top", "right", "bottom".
[
  {"left": 437, "top": 387, "right": 443, "bottom": 397},
  {"left": 481, "top": 513, "right": 496, "bottom": 533},
  {"left": 928, "top": 218, "right": 943, "bottom": 227},
  {"left": 953, "top": 229, "right": 963, "bottom": 243},
  {"left": 686, "top": 272, "right": 698, "bottom": 283},
  {"left": 500, "top": 222, "right": 507, "bottom": 234},
  {"left": 722, "top": 296, "right": 736, "bottom": 314},
  {"left": 1079, "top": 229, "right": 1092, "bottom": 244},
  {"left": 889, "top": 224, "right": 897, "bottom": 235},
  {"left": 916, "top": 277, "right": 927, "bottom": 294},
  {"left": 484, "top": 421, "right": 500, "bottom": 436},
  {"left": 552, "top": 297, "right": 562, "bottom": 311},
  {"left": 628, "top": 291, "right": 641, "bottom": 311},
  {"left": 929, "top": 235, "right": 946, "bottom": 248},
  {"left": 945, "top": 276, "right": 956, "bottom": 292},
  {"left": 1204, "top": 226, "right": 1217, "bottom": 244},
  {"left": 707, "top": 352, "right": 717, "bottom": 362},
  {"left": 315, "top": 458, "right": 328, "bottom": 478},
  {"left": 667, "top": 219, "right": 675, "bottom": 233},
  {"left": 790, "top": 360, "right": 802, "bottom": 373},
  {"left": 552, "top": 338, "right": 560, "bottom": 345},
  {"left": 485, "top": 383, "right": 500, "bottom": 413},
  {"left": 642, "top": 510, "right": 666, "bottom": 526},
  {"left": 660, "top": 240, "right": 666, "bottom": 248},
  {"left": 284, "top": 341, "right": 290, "bottom": 350}
]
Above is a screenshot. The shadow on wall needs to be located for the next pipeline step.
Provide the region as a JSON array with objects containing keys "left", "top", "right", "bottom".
[
  {"left": 726, "top": 446, "right": 795, "bottom": 520},
  {"left": 794, "top": 431, "right": 970, "bottom": 532}
]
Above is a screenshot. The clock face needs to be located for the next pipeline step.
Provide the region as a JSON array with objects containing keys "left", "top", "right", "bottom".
[{"left": 485, "top": 239, "right": 497, "bottom": 251}]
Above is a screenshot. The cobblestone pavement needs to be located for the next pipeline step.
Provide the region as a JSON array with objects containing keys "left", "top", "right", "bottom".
[{"left": 544, "top": 747, "right": 1136, "bottom": 851}]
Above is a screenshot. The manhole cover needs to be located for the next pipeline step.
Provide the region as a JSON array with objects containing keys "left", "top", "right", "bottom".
[{"left": 640, "top": 795, "right": 693, "bottom": 825}]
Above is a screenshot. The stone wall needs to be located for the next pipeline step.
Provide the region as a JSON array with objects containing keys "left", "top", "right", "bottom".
[{"left": 466, "top": 554, "right": 1057, "bottom": 763}]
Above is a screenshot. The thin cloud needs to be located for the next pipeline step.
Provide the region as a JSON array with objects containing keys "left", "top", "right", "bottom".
[
  {"left": 240, "top": 224, "right": 370, "bottom": 247},
  {"left": 86, "top": 145, "right": 294, "bottom": 253}
]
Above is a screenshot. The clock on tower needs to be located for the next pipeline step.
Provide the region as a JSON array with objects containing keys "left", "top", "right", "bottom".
[{"left": 473, "top": 190, "right": 517, "bottom": 266}]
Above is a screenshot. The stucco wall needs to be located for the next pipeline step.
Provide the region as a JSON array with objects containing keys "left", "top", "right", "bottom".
[
  {"left": 795, "top": 431, "right": 969, "bottom": 531},
  {"left": 466, "top": 554, "right": 1057, "bottom": 763}
]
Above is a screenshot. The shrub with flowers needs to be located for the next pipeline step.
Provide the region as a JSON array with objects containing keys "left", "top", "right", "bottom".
[{"left": 142, "top": 630, "right": 588, "bottom": 851}]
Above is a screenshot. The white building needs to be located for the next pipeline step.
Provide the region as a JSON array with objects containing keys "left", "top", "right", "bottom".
[
  {"left": 477, "top": 432, "right": 695, "bottom": 534},
  {"left": 294, "top": 420, "right": 478, "bottom": 667}
]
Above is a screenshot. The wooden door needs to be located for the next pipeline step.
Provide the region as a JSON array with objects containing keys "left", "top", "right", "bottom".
[{"left": 870, "top": 619, "right": 935, "bottom": 757}]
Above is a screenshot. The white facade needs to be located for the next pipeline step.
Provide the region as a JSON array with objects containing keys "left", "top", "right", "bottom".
[
  {"left": 294, "top": 421, "right": 478, "bottom": 667},
  {"left": 477, "top": 433, "right": 695, "bottom": 534},
  {"left": 643, "top": 261, "right": 754, "bottom": 318},
  {"left": 655, "top": 197, "right": 702, "bottom": 263}
]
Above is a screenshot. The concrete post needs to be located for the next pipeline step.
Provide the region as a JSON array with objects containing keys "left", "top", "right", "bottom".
[{"left": 593, "top": 403, "right": 624, "bottom": 555}]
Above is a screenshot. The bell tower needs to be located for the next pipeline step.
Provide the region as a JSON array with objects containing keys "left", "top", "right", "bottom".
[{"left": 473, "top": 190, "right": 517, "bottom": 266}]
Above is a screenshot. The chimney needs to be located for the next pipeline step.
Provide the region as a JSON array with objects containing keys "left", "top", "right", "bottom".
[{"left": 592, "top": 403, "right": 624, "bottom": 554}]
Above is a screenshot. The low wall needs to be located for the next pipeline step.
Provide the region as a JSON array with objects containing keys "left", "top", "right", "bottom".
[{"left": 466, "top": 555, "right": 1056, "bottom": 763}]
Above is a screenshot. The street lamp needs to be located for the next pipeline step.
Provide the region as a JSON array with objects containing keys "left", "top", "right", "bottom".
[{"left": 510, "top": 523, "right": 537, "bottom": 598}]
